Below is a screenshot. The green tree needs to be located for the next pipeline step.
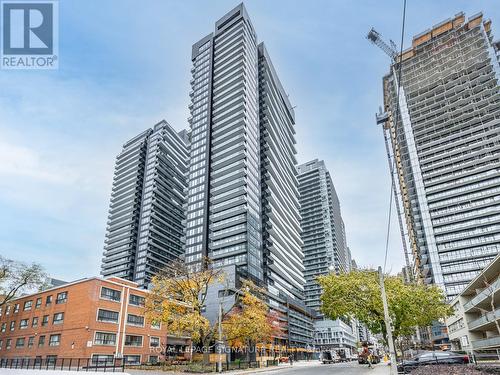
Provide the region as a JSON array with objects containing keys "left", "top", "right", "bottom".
[
  {"left": 318, "top": 269, "right": 452, "bottom": 343},
  {"left": 0, "top": 256, "right": 47, "bottom": 307}
]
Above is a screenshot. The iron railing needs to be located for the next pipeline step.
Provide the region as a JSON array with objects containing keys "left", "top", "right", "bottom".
[{"left": 0, "top": 357, "right": 125, "bottom": 372}]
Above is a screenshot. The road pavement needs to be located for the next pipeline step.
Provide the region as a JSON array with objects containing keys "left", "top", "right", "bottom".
[{"left": 246, "top": 361, "right": 390, "bottom": 375}]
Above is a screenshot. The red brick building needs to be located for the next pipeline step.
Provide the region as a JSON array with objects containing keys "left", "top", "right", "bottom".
[{"left": 0, "top": 276, "right": 189, "bottom": 365}]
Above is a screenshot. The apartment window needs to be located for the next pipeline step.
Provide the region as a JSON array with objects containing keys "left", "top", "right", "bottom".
[
  {"left": 129, "top": 294, "right": 145, "bottom": 307},
  {"left": 19, "top": 319, "right": 28, "bottom": 329},
  {"left": 35, "top": 298, "right": 42, "bottom": 308},
  {"left": 28, "top": 336, "right": 34, "bottom": 348},
  {"left": 10, "top": 321, "right": 15, "bottom": 331},
  {"left": 150, "top": 336, "right": 160, "bottom": 347},
  {"left": 1, "top": 323, "right": 5, "bottom": 332},
  {"left": 124, "top": 335, "right": 142, "bottom": 347},
  {"left": 46, "top": 355, "right": 57, "bottom": 366},
  {"left": 13, "top": 304, "right": 19, "bottom": 313},
  {"left": 5, "top": 305, "right": 11, "bottom": 315},
  {"left": 123, "top": 355, "right": 141, "bottom": 365},
  {"left": 15, "top": 337, "right": 25, "bottom": 348},
  {"left": 97, "top": 309, "right": 119, "bottom": 323},
  {"left": 23, "top": 301, "right": 32, "bottom": 311},
  {"left": 38, "top": 336, "right": 45, "bottom": 347},
  {"left": 0, "top": 339, "right": 2, "bottom": 350},
  {"left": 46, "top": 295, "right": 53, "bottom": 306},
  {"left": 149, "top": 356, "right": 158, "bottom": 364},
  {"left": 49, "top": 334, "right": 61, "bottom": 347},
  {"left": 56, "top": 292, "right": 68, "bottom": 304},
  {"left": 42, "top": 315, "right": 49, "bottom": 326},
  {"left": 100, "top": 287, "right": 121, "bottom": 302},
  {"left": 94, "top": 332, "right": 117, "bottom": 346},
  {"left": 6, "top": 339, "right": 11, "bottom": 349},
  {"left": 91, "top": 355, "right": 114, "bottom": 365},
  {"left": 151, "top": 321, "right": 161, "bottom": 330},
  {"left": 53, "top": 312, "right": 64, "bottom": 324},
  {"left": 126, "top": 314, "right": 144, "bottom": 327},
  {"left": 32, "top": 317, "right": 38, "bottom": 328}
]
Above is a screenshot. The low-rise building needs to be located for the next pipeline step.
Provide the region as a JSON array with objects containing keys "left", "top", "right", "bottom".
[
  {"left": 447, "top": 254, "right": 500, "bottom": 356},
  {"left": 0, "top": 276, "right": 189, "bottom": 365}
]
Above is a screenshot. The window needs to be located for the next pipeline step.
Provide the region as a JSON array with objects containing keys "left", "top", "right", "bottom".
[
  {"left": 42, "top": 315, "right": 49, "bottom": 326},
  {"left": 32, "top": 317, "right": 38, "bottom": 328},
  {"left": 149, "top": 356, "right": 158, "bottom": 364},
  {"left": 28, "top": 336, "right": 34, "bottom": 348},
  {"left": 0, "top": 339, "right": 2, "bottom": 350},
  {"left": 100, "top": 287, "right": 121, "bottom": 302},
  {"left": 123, "top": 355, "right": 141, "bottom": 365},
  {"left": 150, "top": 337, "right": 160, "bottom": 347},
  {"left": 97, "top": 309, "right": 119, "bottom": 323},
  {"left": 10, "top": 321, "right": 15, "bottom": 331},
  {"left": 1, "top": 323, "right": 5, "bottom": 332},
  {"left": 15, "top": 338, "right": 25, "bottom": 348},
  {"left": 94, "top": 332, "right": 117, "bottom": 346},
  {"left": 6, "top": 339, "right": 11, "bottom": 349},
  {"left": 38, "top": 336, "right": 45, "bottom": 347},
  {"left": 23, "top": 301, "right": 32, "bottom": 311},
  {"left": 56, "top": 292, "right": 68, "bottom": 304},
  {"left": 124, "top": 335, "right": 143, "bottom": 347},
  {"left": 49, "top": 334, "right": 61, "bottom": 346},
  {"left": 35, "top": 298, "right": 42, "bottom": 308},
  {"left": 91, "top": 355, "right": 114, "bottom": 366},
  {"left": 151, "top": 321, "right": 161, "bottom": 330},
  {"left": 46, "top": 295, "right": 53, "bottom": 306},
  {"left": 53, "top": 312, "right": 64, "bottom": 324},
  {"left": 6, "top": 305, "right": 11, "bottom": 315},
  {"left": 14, "top": 304, "right": 19, "bottom": 313},
  {"left": 127, "top": 314, "right": 144, "bottom": 327},
  {"left": 19, "top": 319, "right": 28, "bottom": 329},
  {"left": 129, "top": 294, "right": 145, "bottom": 306},
  {"left": 46, "top": 355, "right": 57, "bottom": 366}
]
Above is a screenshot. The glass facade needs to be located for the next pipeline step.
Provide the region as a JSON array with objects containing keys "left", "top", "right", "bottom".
[
  {"left": 101, "top": 121, "right": 189, "bottom": 287},
  {"left": 380, "top": 13, "right": 500, "bottom": 299}
]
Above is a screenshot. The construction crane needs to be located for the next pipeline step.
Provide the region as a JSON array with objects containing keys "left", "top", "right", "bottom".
[{"left": 366, "top": 28, "right": 398, "bottom": 61}]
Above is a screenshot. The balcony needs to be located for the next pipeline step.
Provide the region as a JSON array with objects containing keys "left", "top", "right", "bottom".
[
  {"left": 468, "top": 308, "right": 500, "bottom": 331},
  {"left": 472, "top": 335, "right": 500, "bottom": 350},
  {"left": 464, "top": 278, "right": 500, "bottom": 312}
]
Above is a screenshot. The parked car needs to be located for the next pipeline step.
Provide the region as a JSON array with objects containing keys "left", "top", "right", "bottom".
[{"left": 397, "top": 351, "right": 469, "bottom": 373}]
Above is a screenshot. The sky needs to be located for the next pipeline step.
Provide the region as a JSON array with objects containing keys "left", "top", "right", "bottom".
[{"left": 0, "top": 0, "right": 499, "bottom": 281}]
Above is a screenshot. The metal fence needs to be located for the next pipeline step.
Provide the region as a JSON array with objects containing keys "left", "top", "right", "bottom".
[{"left": 0, "top": 357, "right": 125, "bottom": 372}]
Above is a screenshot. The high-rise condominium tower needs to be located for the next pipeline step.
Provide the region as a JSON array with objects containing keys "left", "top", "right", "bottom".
[
  {"left": 101, "top": 121, "right": 189, "bottom": 288},
  {"left": 378, "top": 12, "right": 500, "bottom": 299},
  {"left": 184, "top": 3, "right": 313, "bottom": 350},
  {"left": 297, "top": 159, "right": 356, "bottom": 354}
]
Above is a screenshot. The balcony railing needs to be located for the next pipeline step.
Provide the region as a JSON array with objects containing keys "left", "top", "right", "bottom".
[
  {"left": 468, "top": 308, "right": 500, "bottom": 331},
  {"left": 463, "top": 278, "right": 500, "bottom": 312},
  {"left": 472, "top": 335, "right": 500, "bottom": 350}
]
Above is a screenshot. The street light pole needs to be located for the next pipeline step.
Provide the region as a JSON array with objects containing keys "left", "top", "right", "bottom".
[
  {"left": 378, "top": 266, "right": 398, "bottom": 375},
  {"left": 218, "top": 300, "right": 223, "bottom": 373}
]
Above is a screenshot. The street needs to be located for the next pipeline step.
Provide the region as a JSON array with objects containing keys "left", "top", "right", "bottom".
[{"left": 247, "top": 361, "right": 390, "bottom": 375}]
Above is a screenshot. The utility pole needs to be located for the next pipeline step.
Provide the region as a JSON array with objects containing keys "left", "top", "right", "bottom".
[
  {"left": 378, "top": 266, "right": 398, "bottom": 374},
  {"left": 217, "top": 300, "right": 223, "bottom": 373}
]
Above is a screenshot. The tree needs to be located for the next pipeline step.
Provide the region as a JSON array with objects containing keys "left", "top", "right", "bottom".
[
  {"left": 145, "top": 258, "right": 225, "bottom": 364},
  {"left": 0, "top": 256, "right": 47, "bottom": 307},
  {"left": 222, "top": 281, "right": 280, "bottom": 361},
  {"left": 318, "top": 269, "right": 452, "bottom": 344}
]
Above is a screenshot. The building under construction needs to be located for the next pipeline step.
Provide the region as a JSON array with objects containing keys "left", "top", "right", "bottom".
[{"left": 375, "top": 12, "right": 500, "bottom": 300}]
